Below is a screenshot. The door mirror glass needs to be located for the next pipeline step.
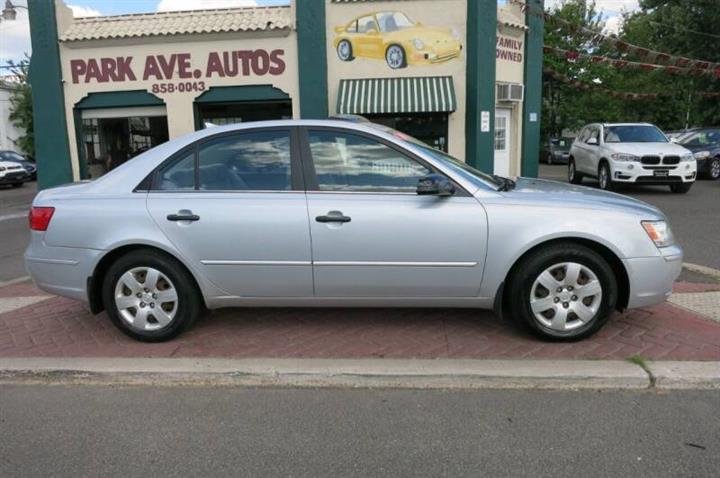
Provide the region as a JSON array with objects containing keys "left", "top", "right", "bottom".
[{"left": 417, "top": 174, "right": 455, "bottom": 197}]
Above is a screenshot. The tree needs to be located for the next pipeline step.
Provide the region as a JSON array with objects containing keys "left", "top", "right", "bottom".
[{"left": 7, "top": 59, "right": 34, "bottom": 157}]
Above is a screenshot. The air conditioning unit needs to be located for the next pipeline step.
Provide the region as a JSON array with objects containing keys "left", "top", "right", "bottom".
[{"left": 496, "top": 82, "right": 524, "bottom": 102}]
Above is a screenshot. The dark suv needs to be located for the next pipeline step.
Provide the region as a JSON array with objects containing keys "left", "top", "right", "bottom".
[{"left": 677, "top": 128, "right": 720, "bottom": 180}]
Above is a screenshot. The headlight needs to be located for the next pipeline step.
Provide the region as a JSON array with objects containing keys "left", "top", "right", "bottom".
[
  {"left": 680, "top": 153, "right": 694, "bottom": 161},
  {"left": 611, "top": 153, "right": 640, "bottom": 162},
  {"left": 642, "top": 220, "right": 675, "bottom": 248},
  {"left": 413, "top": 39, "right": 425, "bottom": 50},
  {"left": 693, "top": 151, "right": 710, "bottom": 159},
  {"left": 451, "top": 28, "right": 461, "bottom": 40}
]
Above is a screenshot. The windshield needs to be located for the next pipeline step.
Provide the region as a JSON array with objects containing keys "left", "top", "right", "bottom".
[
  {"left": 604, "top": 125, "right": 668, "bottom": 143},
  {"left": 0, "top": 151, "right": 25, "bottom": 162},
  {"left": 679, "top": 130, "right": 720, "bottom": 147},
  {"left": 376, "top": 12, "right": 414, "bottom": 32}
]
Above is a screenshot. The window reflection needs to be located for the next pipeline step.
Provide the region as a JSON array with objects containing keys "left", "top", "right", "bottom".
[{"left": 308, "top": 131, "right": 431, "bottom": 192}]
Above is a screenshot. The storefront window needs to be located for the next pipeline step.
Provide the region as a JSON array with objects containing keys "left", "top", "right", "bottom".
[
  {"left": 81, "top": 115, "right": 168, "bottom": 177},
  {"left": 198, "top": 101, "right": 292, "bottom": 129},
  {"left": 365, "top": 113, "right": 449, "bottom": 152}
]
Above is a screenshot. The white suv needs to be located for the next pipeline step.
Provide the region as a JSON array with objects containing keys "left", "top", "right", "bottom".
[{"left": 568, "top": 123, "right": 696, "bottom": 193}]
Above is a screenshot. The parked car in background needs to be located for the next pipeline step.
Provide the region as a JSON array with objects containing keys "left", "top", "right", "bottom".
[
  {"left": 541, "top": 137, "right": 573, "bottom": 164},
  {"left": 0, "top": 150, "right": 36, "bottom": 180},
  {"left": 568, "top": 123, "right": 696, "bottom": 193},
  {"left": 26, "top": 120, "right": 682, "bottom": 343},
  {"left": 0, "top": 160, "right": 29, "bottom": 187},
  {"left": 676, "top": 128, "right": 720, "bottom": 180}
]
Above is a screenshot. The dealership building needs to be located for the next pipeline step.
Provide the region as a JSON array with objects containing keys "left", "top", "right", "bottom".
[{"left": 28, "top": 0, "right": 543, "bottom": 188}]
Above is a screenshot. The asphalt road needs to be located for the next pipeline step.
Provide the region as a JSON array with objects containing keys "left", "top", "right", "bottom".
[
  {"left": 0, "top": 182, "right": 35, "bottom": 282},
  {"left": 540, "top": 164, "right": 720, "bottom": 270},
  {"left": 0, "top": 172, "right": 718, "bottom": 283},
  {"left": 0, "top": 385, "right": 718, "bottom": 477}
]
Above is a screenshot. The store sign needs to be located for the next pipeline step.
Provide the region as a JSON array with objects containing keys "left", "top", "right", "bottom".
[
  {"left": 69, "top": 49, "right": 286, "bottom": 86},
  {"left": 496, "top": 37, "right": 523, "bottom": 63}
]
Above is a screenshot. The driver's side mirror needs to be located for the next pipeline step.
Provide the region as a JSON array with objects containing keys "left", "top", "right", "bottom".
[
  {"left": 586, "top": 137, "right": 599, "bottom": 146},
  {"left": 417, "top": 174, "right": 455, "bottom": 197},
  {"left": 669, "top": 137, "right": 678, "bottom": 143}
]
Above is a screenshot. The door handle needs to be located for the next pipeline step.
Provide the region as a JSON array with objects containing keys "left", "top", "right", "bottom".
[
  {"left": 316, "top": 214, "right": 351, "bottom": 223},
  {"left": 167, "top": 213, "right": 200, "bottom": 222}
]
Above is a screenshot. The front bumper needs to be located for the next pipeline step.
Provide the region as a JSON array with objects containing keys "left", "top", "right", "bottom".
[
  {"left": 611, "top": 161, "right": 696, "bottom": 184},
  {"left": 0, "top": 172, "right": 29, "bottom": 184},
  {"left": 623, "top": 244, "right": 683, "bottom": 309},
  {"left": 410, "top": 44, "right": 462, "bottom": 64}
]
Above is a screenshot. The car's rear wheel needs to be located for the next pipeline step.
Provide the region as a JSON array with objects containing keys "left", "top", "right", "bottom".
[
  {"left": 706, "top": 157, "right": 720, "bottom": 180},
  {"left": 11, "top": 182, "right": 23, "bottom": 188},
  {"left": 598, "top": 162, "right": 615, "bottom": 191},
  {"left": 670, "top": 182, "right": 693, "bottom": 194},
  {"left": 337, "top": 39, "right": 354, "bottom": 61},
  {"left": 385, "top": 45, "right": 407, "bottom": 69},
  {"left": 507, "top": 243, "right": 617, "bottom": 341},
  {"left": 568, "top": 159, "right": 583, "bottom": 184},
  {"left": 102, "top": 250, "right": 201, "bottom": 342}
]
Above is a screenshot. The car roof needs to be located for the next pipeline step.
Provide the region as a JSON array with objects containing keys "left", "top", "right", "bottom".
[{"left": 601, "top": 123, "right": 657, "bottom": 127}]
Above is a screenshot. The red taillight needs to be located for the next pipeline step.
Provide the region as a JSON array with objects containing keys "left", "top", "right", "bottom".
[{"left": 29, "top": 207, "right": 55, "bottom": 231}]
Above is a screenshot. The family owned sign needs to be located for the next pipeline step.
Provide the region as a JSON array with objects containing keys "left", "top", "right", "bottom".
[{"left": 69, "top": 49, "right": 286, "bottom": 85}]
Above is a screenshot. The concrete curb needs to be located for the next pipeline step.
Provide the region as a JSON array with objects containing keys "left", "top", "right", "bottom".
[
  {"left": 0, "top": 357, "right": 662, "bottom": 390},
  {"left": 683, "top": 263, "right": 720, "bottom": 280},
  {"left": 0, "top": 276, "right": 30, "bottom": 288},
  {"left": 647, "top": 361, "right": 720, "bottom": 389}
]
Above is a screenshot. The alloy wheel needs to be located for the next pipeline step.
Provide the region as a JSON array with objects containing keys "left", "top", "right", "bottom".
[
  {"left": 529, "top": 262, "right": 603, "bottom": 332},
  {"left": 599, "top": 165, "right": 609, "bottom": 189},
  {"left": 568, "top": 161, "right": 575, "bottom": 181},
  {"left": 386, "top": 45, "right": 405, "bottom": 69},
  {"left": 114, "top": 267, "right": 178, "bottom": 331},
  {"left": 710, "top": 158, "right": 720, "bottom": 179},
  {"left": 337, "top": 40, "right": 352, "bottom": 61}
]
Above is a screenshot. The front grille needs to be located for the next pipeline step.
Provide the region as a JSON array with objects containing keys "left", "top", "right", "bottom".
[
  {"left": 663, "top": 156, "right": 680, "bottom": 165},
  {"left": 641, "top": 155, "right": 661, "bottom": 165}
]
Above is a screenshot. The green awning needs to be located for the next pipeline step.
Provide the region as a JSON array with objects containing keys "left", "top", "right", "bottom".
[{"left": 336, "top": 76, "right": 457, "bottom": 115}]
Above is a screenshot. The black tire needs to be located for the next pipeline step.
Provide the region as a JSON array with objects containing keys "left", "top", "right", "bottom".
[
  {"left": 705, "top": 157, "right": 720, "bottom": 180},
  {"left": 11, "top": 182, "right": 23, "bottom": 188},
  {"left": 670, "top": 182, "right": 693, "bottom": 194},
  {"left": 506, "top": 242, "right": 618, "bottom": 341},
  {"left": 385, "top": 44, "right": 407, "bottom": 69},
  {"left": 336, "top": 39, "right": 354, "bottom": 61},
  {"left": 568, "top": 159, "right": 583, "bottom": 184},
  {"left": 102, "top": 249, "right": 202, "bottom": 342},
  {"left": 597, "top": 162, "right": 615, "bottom": 191}
]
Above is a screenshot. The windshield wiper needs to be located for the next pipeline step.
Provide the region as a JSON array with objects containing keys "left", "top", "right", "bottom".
[{"left": 495, "top": 175, "right": 516, "bottom": 192}]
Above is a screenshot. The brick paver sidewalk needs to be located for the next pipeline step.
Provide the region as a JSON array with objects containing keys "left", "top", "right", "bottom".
[{"left": 1, "top": 281, "right": 719, "bottom": 360}]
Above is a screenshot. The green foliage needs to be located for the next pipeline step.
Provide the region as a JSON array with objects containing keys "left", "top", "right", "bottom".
[
  {"left": 6, "top": 59, "right": 34, "bottom": 157},
  {"left": 543, "top": 0, "right": 720, "bottom": 139}
]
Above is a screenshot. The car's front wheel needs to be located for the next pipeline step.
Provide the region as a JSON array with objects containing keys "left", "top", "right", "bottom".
[
  {"left": 337, "top": 39, "right": 354, "bottom": 61},
  {"left": 507, "top": 243, "right": 617, "bottom": 341},
  {"left": 385, "top": 45, "right": 407, "bottom": 69},
  {"left": 670, "top": 182, "right": 693, "bottom": 194},
  {"left": 568, "top": 159, "right": 583, "bottom": 184},
  {"left": 102, "top": 250, "right": 201, "bottom": 342},
  {"left": 598, "top": 162, "right": 615, "bottom": 191},
  {"left": 706, "top": 157, "right": 720, "bottom": 180},
  {"left": 11, "top": 182, "right": 23, "bottom": 188}
]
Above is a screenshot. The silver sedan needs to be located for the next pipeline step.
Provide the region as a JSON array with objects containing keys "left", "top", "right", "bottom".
[{"left": 25, "top": 120, "right": 683, "bottom": 342}]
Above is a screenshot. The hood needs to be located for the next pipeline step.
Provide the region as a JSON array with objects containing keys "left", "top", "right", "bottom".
[
  {"left": 604, "top": 142, "right": 690, "bottom": 156},
  {"left": 387, "top": 25, "right": 454, "bottom": 41},
  {"left": 0, "top": 161, "right": 25, "bottom": 169},
  {"left": 679, "top": 142, "right": 719, "bottom": 153},
  {"left": 500, "top": 177, "right": 664, "bottom": 219}
]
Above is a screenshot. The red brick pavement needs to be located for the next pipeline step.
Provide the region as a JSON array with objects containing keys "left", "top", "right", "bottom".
[{"left": 1, "top": 282, "right": 719, "bottom": 360}]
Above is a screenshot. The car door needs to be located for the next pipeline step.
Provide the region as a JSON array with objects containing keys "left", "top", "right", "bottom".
[
  {"left": 146, "top": 127, "right": 313, "bottom": 297},
  {"left": 356, "top": 15, "right": 384, "bottom": 58},
  {"left": 586, "top": 125, "right": 603, "bottom": 175},
  {"left": 300, "top": 127, "right": 488, "bottom": 298}
]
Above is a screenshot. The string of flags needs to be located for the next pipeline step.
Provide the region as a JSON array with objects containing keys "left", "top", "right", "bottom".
[
  {"left": 543, "top": 68, "right": 720, "bottom": 99},
  {"left": 543, "top": 45, "right": 720, "bottom": 79},
  {"left": 545, "top": 14, "right": 720, "bottom": 73}
]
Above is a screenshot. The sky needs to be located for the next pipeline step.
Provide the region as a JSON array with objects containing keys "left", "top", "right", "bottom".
[{"left": 1, "top": 0, "right": 638, "bottom": 67}]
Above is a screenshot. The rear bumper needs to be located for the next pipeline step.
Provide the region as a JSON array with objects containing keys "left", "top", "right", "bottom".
[
  {"left": 24, "top": 232, "right": 101, "bottom": 302},
  {"left": 623, "top": 244, "right": 683, "bottom": 309}
]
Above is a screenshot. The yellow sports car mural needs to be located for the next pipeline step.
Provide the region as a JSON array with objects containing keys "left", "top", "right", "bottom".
[{"left": 333, "top": 11, "right": 463, "bottom": 69}]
